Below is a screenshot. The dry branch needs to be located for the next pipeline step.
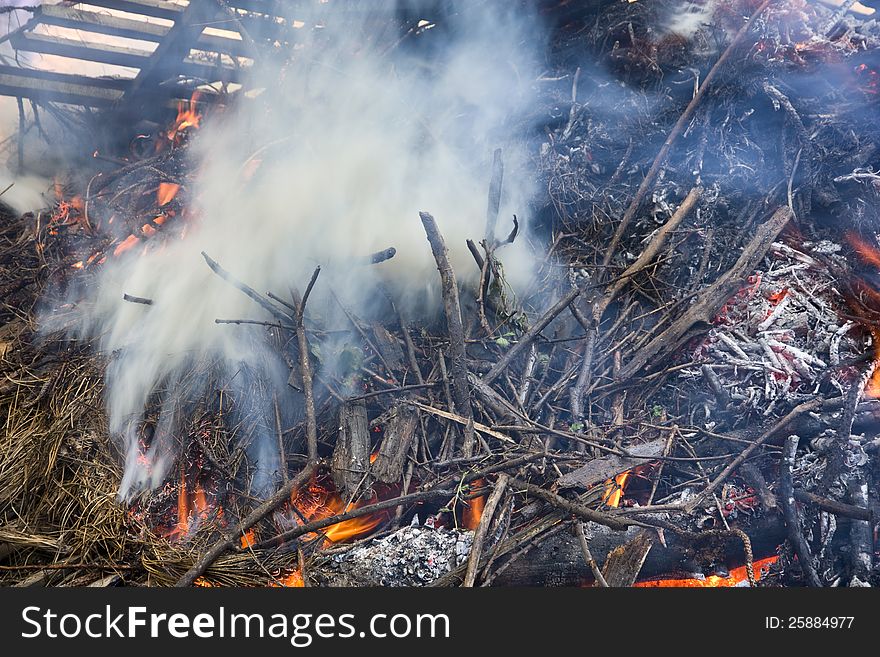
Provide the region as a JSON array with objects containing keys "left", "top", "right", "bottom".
[{"left": 419, "top": 211, "right": 475, "bottom": 457}]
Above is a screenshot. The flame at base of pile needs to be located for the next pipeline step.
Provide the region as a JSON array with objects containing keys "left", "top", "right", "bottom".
[{"left": 634, "top": 556, "right": 779, "bottom": 587}]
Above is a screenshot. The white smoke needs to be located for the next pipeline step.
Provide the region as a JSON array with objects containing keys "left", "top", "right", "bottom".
[
  {"left": 71, "top": 2, "right": 545, "bottom": 499},
  {"left": 660, "top": 0, "right": 721, "bottom": 40}
]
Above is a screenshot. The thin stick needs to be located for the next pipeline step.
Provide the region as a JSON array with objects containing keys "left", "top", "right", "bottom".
[
  {"left": 292, "top": 267, "right": 321, "bottom": 463},
  {"left": 684, "top": 396, "right": 825, "bottom": 513},
  {"left": 122, "top": 293, "right": 154, "bottom": 306},
  {"left": 202, "top": 252, "right": 292, "bottom": 324},
  {"left": 274, "top": 394, "right": 288, "bottom": 484},
  {"left": 508, "top": 478, "right": 636, "bottom": 531},
  {"left": 575, "top": 522, "right": 608, "bottom": 587},
  {"left": 463, "top": 474, "right": 509, "bottom": 587},
  {"left": 482, "top": 284, "right": 583, "bottom": 385}
]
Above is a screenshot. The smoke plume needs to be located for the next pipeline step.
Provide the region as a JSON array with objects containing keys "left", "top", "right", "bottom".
[{"left": 70, "top": 2, "right": 545, "bottom": 499}]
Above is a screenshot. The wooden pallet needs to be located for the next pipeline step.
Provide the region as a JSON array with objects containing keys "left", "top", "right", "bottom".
[{"left": 0, "top": 0, "right": 294, "bottom": 111}]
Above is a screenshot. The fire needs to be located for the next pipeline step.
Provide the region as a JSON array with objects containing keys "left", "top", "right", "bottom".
[
  {"left": 846, "top": 231, "right": 880, "bottom": 268},
  {"left": 113, "top": 234, "right": 141, "bottom": 257},
  {"left": 173, "top": 473, "right": 211, "bottom": 538},
  {"left": 157, "top": 182, "right": 181, "bottom": 206},
  {"left": 273, "top": 570, "right": 304, "bottom": 588},
  {"left": 168, "top": 92, "right": 202, "bottom": 141},
  {"left": 462, "top": 478, "right": 486, "bottom": 530},
  {"left": 844, "top": 232, "right": 880, "bottom": 396},
  {"left": 634, "top": 556, "right": 779, "bottom": 587},
  {"left": 290, "top": 476, "right": 387, "bottom": 545},
  {"left": 240, "top": 528, "right": 257, "bottom": 549},
  {"left": 602, "top": 471, "right": 631, "bottom": 508}
]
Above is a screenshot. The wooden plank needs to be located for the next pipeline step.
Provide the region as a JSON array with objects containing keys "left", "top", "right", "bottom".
[
  {"left": 10, "top": 31, "right": 244, "bottom": 83},
  {"left": 37, "top": 5, "right": 251, "bottom": 57},
  {"left": 0, "top": 64, "right": 130, "bottom": 91},
  {"left": 0, "top": 68, "right": 125, "bottom": 107},
  {"left": 76, "top": 0, "right": 184, "bottom": 22}
]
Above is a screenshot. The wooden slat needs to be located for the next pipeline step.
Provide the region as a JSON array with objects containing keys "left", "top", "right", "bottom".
[
  {"left": 76, "top": 0, "right": 184, "bottom": 22},
  {"left": 10, "top": 31, "right": 244, "bottom": 83},
  {"left": 38, "top": 5, "right": 251, "bottom": 57},
  {"left": 0, "top": 65, "right": 126, "bottom": 107}
]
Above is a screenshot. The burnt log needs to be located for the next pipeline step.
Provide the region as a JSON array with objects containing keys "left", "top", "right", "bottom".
[
  {"left": 371, "top": 403, "right": 417, "bottom": 485},
  {"left": 488, "top": 516, "right": 788, "bottom": 587}
]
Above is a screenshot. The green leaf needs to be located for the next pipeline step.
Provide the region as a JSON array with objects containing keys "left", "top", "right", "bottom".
[
  {"left": 495, "top": 336, "right": 510, "bottom": 348},
  {"left": 570, "top": 422, "right": 584, "bottom": 432}
]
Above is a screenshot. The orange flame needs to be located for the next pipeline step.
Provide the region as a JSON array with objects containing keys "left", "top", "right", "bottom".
[
  {"left": 602, "top": 471, "right": 631, "bottom": 508},
  {"left": 113, "top": 234, "right": 141, "bottom": 257},
  {"left": 157, "top": 182, "right": 180, "bottom": 206},
  {"left": 290, "top": 476, "right": 387, "bottom": 545},
  {"left": 846, "top": 231, "right": 880, "bottom": 268},
  {"left": 845, "top": 232, "right": 880, "bottom": 397},
  {"left": 273, "top": 570, "right": 304, "bottom": 587},
  {"left": 462, "top": 478, "right": 486, "bottom": 530},
  {"left": 174, "top": 474, "right": 212, "bottom": 538},
  {"left": 634, "top": 556, "right": 779, "bottom": 587},
  {"left": 169, "top": 92, "right": 202, "bottom": 141},
  {"left": 240, "top": 528, "right": 257, "bottom": 549}
]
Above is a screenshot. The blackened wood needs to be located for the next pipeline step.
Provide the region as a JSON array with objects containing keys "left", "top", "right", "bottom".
[
  {"left": 601, "top": 530, "right": 654, "bottom": 587},
  {"left": 556, "top": 438, "right": 666, "bottom": 489},
  {"left": 78, "top": 0, "right": 183, "bottom": 21},
  {"left": 370, "top": 323, "right": 404, "bottom": 371},
  {"left": 488, "top": 516, "right": 788, "bottom": 587},
  {"left": 780, "top": 435, "right": 823, "bottom": 587},
  {"left": 331, "top": 401, "right": 371, "bottom": 499},
  {"left": 371, "top": 404, "right": 417, "bottom": 485},
  {"left": 0, "top": 67, "right": 125, "bottom": 107},
  {"left": 9, "top": 31, "right": 242, "bottom": 84},
  {"left": 37, "top": 4, "right": 252, "bottom": 57},
  {"left": 793, "top": 488, "right": 872, "bottom": 521}
]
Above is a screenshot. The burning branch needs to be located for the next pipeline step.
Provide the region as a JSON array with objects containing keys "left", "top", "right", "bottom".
[{"left": 174, "top": 462, "right": 317, "bottom": 587}]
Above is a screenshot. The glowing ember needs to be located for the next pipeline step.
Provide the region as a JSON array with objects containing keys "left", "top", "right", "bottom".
[
  {"left": 113, "top": 234, "right": 141, "bottom": 257},
  {"left": 602, "top": 471, "right": 631, "bottom": 508},
  {"left": 462, "top": 478, "right": 486, "bottom": 530},
  {"left": 634, "top": 556, "right": 779, "bottom": 587},
  {"left": 157, "top": 182, "right": 181, "bottom": 206}
]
